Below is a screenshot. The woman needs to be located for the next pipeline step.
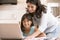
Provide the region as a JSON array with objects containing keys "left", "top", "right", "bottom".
[{"left": 25, "top": 0, "right": 59, "bottom": 40}]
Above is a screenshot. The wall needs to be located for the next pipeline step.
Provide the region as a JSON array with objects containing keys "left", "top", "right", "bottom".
[
  {"left": 47, "top": 0, "right": 60, "bottom": 3},
  {"left": 0, "top": 0, "right": 26, "bottom": 21}
]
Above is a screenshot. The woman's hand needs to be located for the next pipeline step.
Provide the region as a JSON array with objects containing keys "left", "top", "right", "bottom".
[
  {"left": 24, "top": 36, "right": 34, "bottom": 40},
  {"left": 36, "top": 33, "right": 46, "bottom": 38}
]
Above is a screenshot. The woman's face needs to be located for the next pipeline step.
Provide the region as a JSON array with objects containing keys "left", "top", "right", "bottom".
[
  {"left": 23, "top": 18, "right": 32, "bottom": 29},
  {"left": 27, "top": 3, "right": 37, "bottom": 13}
]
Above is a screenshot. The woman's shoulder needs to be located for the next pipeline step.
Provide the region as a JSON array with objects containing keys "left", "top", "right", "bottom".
[
  {"left": 42, "top": 12, "right": 47, "bottom": 17},
  {"left": 42, "top": 13, "right": 56, "bottom": 19},
  {"left": 42, "top": 13, "right": 58, "bottom": 22},
  {"left": 43, "top": 13, "right": 58, "bottom": 23},
  {"left": 41, "top": 12, "right": 48, "bottom": 20}
]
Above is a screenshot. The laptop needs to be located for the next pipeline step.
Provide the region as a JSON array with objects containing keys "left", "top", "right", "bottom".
[{"left": 0, "top": 23, "right": 23, "bottom": 39}]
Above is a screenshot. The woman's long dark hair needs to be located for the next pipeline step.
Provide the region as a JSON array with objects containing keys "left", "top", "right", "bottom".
[
  {"left": 26, "top": 0, "right": 46, "bottom": 18},
  {"left": 21, "top": 13, "right": 34, "bottom": 32}
]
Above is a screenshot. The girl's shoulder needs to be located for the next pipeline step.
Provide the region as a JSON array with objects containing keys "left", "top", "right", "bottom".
[
  {"left": 31, "top": 26, "right": 35, "bottom": 28},
  {"left": 29, "top": 26, "right": 35, "bottom": 34}
]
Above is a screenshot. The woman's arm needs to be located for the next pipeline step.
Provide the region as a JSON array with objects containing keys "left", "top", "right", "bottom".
[
  {"left": 36, "top": 32, "right": 46, "bottom": 37},
  {"left": 25, "top": 13, "right": 47, "bottom": 38},
  {"left": 34, "top": 27, "right": 46, "bottom": 37},
  {"left": 26, "top": 29, "right": 46, "bottom": 38}
]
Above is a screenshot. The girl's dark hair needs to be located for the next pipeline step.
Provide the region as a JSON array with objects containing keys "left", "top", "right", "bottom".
[
  {"left": 26, "top": 0, "right": 46, "bottom": 18},
  {"left": 21, "top": 13, "right": 34, "bottom": 32}
]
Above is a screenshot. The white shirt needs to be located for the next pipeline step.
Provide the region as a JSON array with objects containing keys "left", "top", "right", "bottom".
[
  {"left": 39, "top": 13, "right": 59, "bottom": 39},
  {"left": 38, "top": 13, "right": 58, "bottom": 32},
  {"left": 33, "top": 13, "right": 59, "bottom": 39}
]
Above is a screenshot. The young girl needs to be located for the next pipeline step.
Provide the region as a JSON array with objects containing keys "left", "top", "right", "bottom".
[{"left": 21, "top": 13, "right": 46, "bottom": 38}]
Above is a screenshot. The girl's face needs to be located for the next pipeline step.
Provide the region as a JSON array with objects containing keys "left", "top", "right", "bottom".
[
  {"left": 23, "top": 18, "right": 32, "bottom": 29},
  {"left": 27, "top": 3, "right": 37, "bottom": 13}
]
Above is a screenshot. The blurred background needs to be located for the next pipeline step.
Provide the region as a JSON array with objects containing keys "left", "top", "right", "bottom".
[
  {"left": 0, "top": 0, "right": 60, "bottom": 39},
  {"left": 0, "top": 0, "right": 60, "bottom": 21}
]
